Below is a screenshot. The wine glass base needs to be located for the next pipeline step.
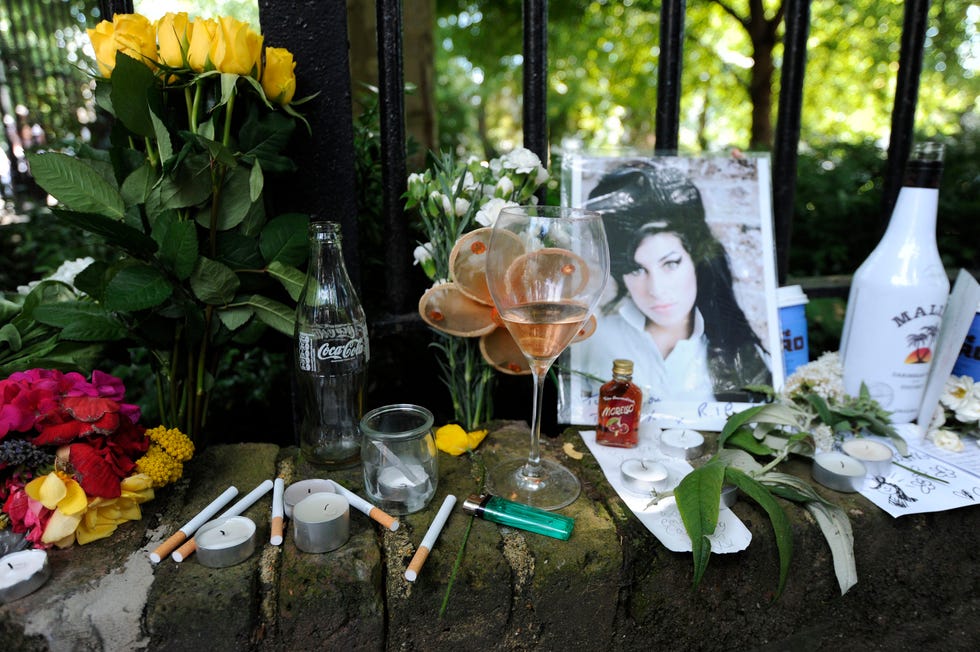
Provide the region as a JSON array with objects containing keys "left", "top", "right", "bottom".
[{"left": 485, "top": 457, "right": 581, "bottom": 511}]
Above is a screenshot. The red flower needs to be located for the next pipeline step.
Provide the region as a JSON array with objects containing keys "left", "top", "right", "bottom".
[
  {"left": 68, "top": 420, "right": 148, "bottom": 498},
  {"left": 3, "top": 485, "right": 52, "bottom": 547}
]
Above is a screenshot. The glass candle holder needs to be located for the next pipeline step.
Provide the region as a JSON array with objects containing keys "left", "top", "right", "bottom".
[{"left": 360, "top": 404, "right": 438, "bottom": 515}]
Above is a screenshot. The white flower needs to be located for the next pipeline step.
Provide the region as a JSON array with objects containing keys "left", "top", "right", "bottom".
[
  {"left": 494, "top": 175, "right": 515, "bottom": 197},
  {"left": 430, "top": 191, "right": 453, "bottom": 217},
  {"left": 535, "top": 165, "right": 550, "bottom": 186},
  {"left": 930, "top": 428, "right": 965, "bottom": 452},
  {"left": 782, "top": 351, "right": 846, "bottom": 403},
  {"left": 454, "top": 197, "right": 470, "bottom": 217},
  {"left": 811, "top": 423, "right": 835, "bottom": 452},
  {"left": 941, "top": 375, "right": 976, "bottom": 412},
  {"left": 17, "top": 257, "right": 94, "bottom": 296},
  {"left": 500, "top": 147, "right": 542, "bottom": 174},
  {"left": 475, "top": 198, "right": 518, "bottom": 227},
  {"left": 953, "top": 394, "right": 980, "bottom": 425},
  {"left": 412, "top": 243, "right": 433, "bottom": 266}
]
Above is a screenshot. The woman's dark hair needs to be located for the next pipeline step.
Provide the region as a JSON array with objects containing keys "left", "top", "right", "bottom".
[{"left": 585, "top": 160, "right": 770, "bottom": 399}]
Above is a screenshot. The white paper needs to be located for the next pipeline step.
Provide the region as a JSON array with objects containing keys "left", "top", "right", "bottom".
[
  {"left": 915, "top": 269, "right": 980, "bottom": 436},
  {"left": 855, "top": 425, "right": 980, "bottom": 517},
  {"left": 580, "top": 425, "right": 751, "bottom": 553}
]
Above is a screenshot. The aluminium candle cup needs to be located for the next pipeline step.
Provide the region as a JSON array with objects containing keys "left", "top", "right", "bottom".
[
  {"left": 620, "top": 458, "right": 669, "bottom": 495},
  {"left": 812, "top": 452, "right": 867, "bottom": 493},
  {"left": 720, "top": 484, "right": 738, "bottom": 510},
  {"left": 283, "top": 479, "right": 336, "bottom": 519},
  {"left": 195, "top": 516, "right": 257, "bottom": 568},
  {"left": 0, "top": 549, "right": 50, "bottom": 604},
  {"left": 292, "top": 492, "right": 350, "bottom": 553},
  {"left": 659, "top": 429, "right": 706, "bottom": 460},
  {"left": 841, "top": 439, "right": 893, "bottom": 477}
]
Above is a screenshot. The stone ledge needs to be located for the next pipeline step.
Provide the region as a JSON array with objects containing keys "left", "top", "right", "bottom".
[{"left": 2, "top": 424, "right": 978, "bottom": 651}]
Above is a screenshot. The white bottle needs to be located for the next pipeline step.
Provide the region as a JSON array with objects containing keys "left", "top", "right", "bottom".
[{"left": 839, "top": 142, "right": 949, "bottom": 423}]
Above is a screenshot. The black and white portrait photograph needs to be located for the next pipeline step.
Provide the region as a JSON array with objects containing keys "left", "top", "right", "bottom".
[{"left": 559, "top": 153, "right": 784, "bottom": 429}]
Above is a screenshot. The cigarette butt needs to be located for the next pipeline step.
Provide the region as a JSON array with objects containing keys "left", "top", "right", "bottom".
[
  {"left": 172, "top": 538, "right": 197, "bottom": 563},
  {"left": 150, "top": 531, "right": 187, "bottom": 563},
  {"left": 270, "top": 515, "right": 284, "bottom": 546},
  {"left": 405, "top": 546, "right": 430, "bottom": 582},
  {"left": 368, "top": 507, "right": 400, "bottom": 531}
]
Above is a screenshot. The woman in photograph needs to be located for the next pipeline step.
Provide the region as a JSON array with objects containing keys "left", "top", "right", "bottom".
[{"left": 575, "top": 160, "right": 771, "bottom": 402}]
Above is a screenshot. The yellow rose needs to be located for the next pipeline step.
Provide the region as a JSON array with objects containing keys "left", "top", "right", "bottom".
[
  {"left": 187, "top": 17, "right": 218, "bottom": 72},
  {"left": 156, "top": 12, "right": 192, "bottom": 68},
  {"left": 211, "top": 16, "right": 263, "bottom": 77},
  {"left": 261, "top": 47, "right": 297, "bottom": 105},
  {"left": 86, "top": 13, "right": 158, "bottom": 77}
]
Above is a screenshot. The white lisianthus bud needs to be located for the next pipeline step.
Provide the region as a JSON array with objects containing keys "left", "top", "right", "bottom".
[
  {"left": 454, "top": 198, "right": 470, "bottom": 217},
  {"left": 930, "top": 428, "right": 965, "bottom": 452},
  {"left": 413, "top": 243, "right": 436, "bottom": 280},
  {"left": 494, "top": 176, "right": 515, "bottom": 198},
  {"left": 475, "top": 198, "right": 517, "bottom": 227},
  {"left": 535, "top": 165, "right": 550, "bottom": 185},
  {"left": 429, "top": 191, "right": 453, "bottom": 217}
]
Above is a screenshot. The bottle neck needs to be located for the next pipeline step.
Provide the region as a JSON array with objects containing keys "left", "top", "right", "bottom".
[{"left": 881, "top": 184, "right": 939, "bottom": 244}]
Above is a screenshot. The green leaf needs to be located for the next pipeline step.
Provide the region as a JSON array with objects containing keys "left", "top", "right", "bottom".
[
  {"left": 266, "top": 261, "right": 305, "bottom": 301},
  {"left": 246, "top": 295, "right": 296, "bottom": 336},
  {"left": 27, "top": 153, "right": 126, "bottom": 219},
  {"left": 104, "top": 263, "right": 173, "bottom": 311},
  {"left": 718, "top": 403, "right": 769, "bottom": 449},
  {"left": 51, "top": 208, "right": 158, "bottom": 257},
  {"left": 152, "top": 213, "right": 199, "bottom": 280},
  {"left": 159, "top": 155, "right": 213, "bottom": 209},
  {"left": 150, "top": 105, "right": 174, "bottom": 163},
  {"left": 674, "top": 460, "right": 725, "bottom": 588},
  {"left": 33, "top": 303, "right": 129, "bottom": 341},
  {"left": 0, "top": 323, "right": 23, "bottom": 351},
  {"left": 109, "top": 52, "right": 158, "bottom": 138},
  {"left": 724, "top": 467, "right": 794, "bottom": 597},
  {"left": 239, "top": 106, "right": 297, "bottom": 172},
  {"left": 758, "top": 472, "right": 857, "bottom": 595},
  {"left": 190, "top": 258, "right": 240, "bottom": 305},
  {"left": 203, "top": 166, "right": 252, "bottom": 231},
  {"left": 216, "top": 306, "right": 254, "bottom": 332},
  {"left": 73, "top": 261, "right": 110, "bottom": 302},
  {"left": 260, "top": 213, "right": 309, "bottom": 265},
  {"left": 120, "top": 162, "right": 157, "bottom": 206},
  {"left": 724, "top": 429, "right": 776, "bottom": 457},
  {"left": 249, "top": 160, "right": 264, "bottom": 202}
]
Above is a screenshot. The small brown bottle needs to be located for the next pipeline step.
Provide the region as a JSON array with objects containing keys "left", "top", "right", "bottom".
[{"left": 596, "top": 359, "right": 641, "bottom": 448}]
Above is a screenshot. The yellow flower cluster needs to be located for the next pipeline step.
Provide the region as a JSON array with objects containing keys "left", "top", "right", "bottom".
[
  {"left": 136, "top": 426, "right": 194, "bottom": 488},
  {"left": 87, "top": 12, "right": 297, "bottom": 105}
]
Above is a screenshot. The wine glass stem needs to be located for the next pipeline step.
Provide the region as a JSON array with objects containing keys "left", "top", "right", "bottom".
[{"left": 524, "top": 364, "right": 550, "bottom": 479}]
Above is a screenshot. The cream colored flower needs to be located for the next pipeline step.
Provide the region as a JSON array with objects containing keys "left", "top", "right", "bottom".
[
  {"left": 930, "top": 428, "right": 965, "bottom": 452},
  {"left": 941, "top": 375, "right": 975, "bottom": 412}
]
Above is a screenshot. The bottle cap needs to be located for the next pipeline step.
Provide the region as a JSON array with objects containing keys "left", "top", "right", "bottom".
[
  {"left": 612, "top": 359, "right": 634, "bottom": 375},
  {"left": 777, "top": 285, "right": 809, "bottom": 307}
]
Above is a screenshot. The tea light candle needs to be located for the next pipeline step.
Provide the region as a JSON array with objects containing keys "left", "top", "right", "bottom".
[
  {"left": 283, "top": 479, "right": 335, "bottom": 519},
  {"left": 195, "top": 516, "right": 257, "bottom": 568},
  {"left": 378, "top": 464, "right": 429, "bottom": 501},
  {"left": 812, "top": 452, "right": 867, "bottom": 493},
  {"left": 841, "top": 439, "right": 893, "bottom": 477},
  {"left": 620, "top": 458, "right": 669, "bottom": 494},
  {"left": 0, "top": 549, "right": 50, "bottom": 604},
  {"left": 293, "top": 492, "right": 350, "bottom": 553},
  {"left": 660, "top": 429, "right": 706, "bottom": 459}
]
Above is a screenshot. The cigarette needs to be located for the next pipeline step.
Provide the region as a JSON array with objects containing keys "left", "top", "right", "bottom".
[
  {"left": 405, "top": 494, "right": 456, "bottom": 582},
  {"left": 329, "top": 480, "right": 400, "bottom": 531},
  {"left": 149, "top": 486, "right": 239, "bottom": 563},
  {"left": 270, "top": 478, "right": 285, "bottom": 546},
  {"left": 172, "top": 479, "right": 274, "bottom": 562}
]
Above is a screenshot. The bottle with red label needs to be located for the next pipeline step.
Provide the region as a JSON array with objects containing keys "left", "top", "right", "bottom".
[
  {"left": 294, "top": 221, "right": 370, "bottom": 467},
  {"left": 596, "top": 359, "right": 641, "bottom": 447}
]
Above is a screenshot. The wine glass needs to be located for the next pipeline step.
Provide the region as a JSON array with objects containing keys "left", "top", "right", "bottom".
[{"left": 484, "top": 206, "right": 610, "bottom": 510}]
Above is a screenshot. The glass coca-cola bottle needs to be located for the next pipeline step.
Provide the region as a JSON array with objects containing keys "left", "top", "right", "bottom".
[{"left": 294, "top": 221, "right": 370, "bottom": 467}]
